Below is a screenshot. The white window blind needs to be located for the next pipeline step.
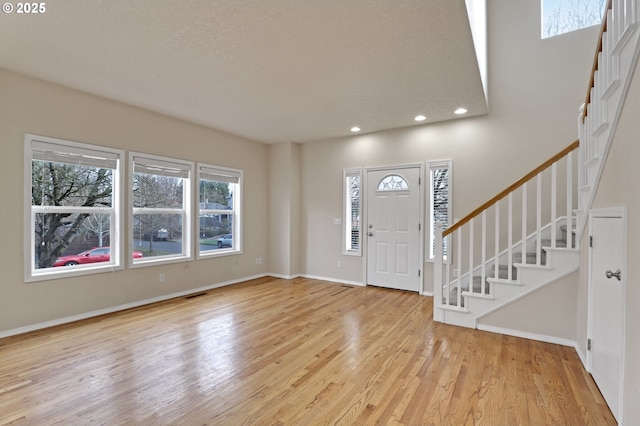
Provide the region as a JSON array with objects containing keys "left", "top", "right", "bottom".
[
  {"left": 133, "top": 155, "right": 191, "bottom": 178},
  {"left": 199, "top": 166, "right": 241, "bottom": 184},
  {"left": 32, "top": 140, "right": 119, "bottom": 169}
]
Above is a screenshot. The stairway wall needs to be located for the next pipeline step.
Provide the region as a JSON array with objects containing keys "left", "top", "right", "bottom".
[
  {"left": 577, "top": 58, "right": 640, "bottom": 424},
  {"left": 477, "top": 271, "right": 578, "bottom": 344}
]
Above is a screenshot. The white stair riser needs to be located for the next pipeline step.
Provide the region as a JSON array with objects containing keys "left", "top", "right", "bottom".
[{"left": 436, "top": 248, "right": 579, "bottom": 326}]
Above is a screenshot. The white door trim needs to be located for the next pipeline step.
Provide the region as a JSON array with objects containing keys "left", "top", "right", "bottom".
[
  {"left": 587, "top": 206, "right": 627, "bottom": 423},
  {"left": 362, "top": 163, "right": 425, "bottom": 294}
]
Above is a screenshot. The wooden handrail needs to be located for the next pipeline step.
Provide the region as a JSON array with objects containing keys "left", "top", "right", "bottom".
[
  {"left": 582, "top": 0, "right": 613, "bottom": 121},
  {"left": 443, "top": 139, "right": 579, "bottom": 237}
]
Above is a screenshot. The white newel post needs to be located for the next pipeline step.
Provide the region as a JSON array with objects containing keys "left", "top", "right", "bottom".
[{"left": 433, "top": 221, "right": 444, "bottom": 322}]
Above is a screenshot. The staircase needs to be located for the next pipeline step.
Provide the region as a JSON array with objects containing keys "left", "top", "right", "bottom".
[
  {"left": 433, "top": 0, "right": 639, "bottom": 330},
  {"left": 438, "top": 218, "right": 579, "bottom": 329},
  {"left": 433, "top": 141, "right": 579, "bottom": 327}
]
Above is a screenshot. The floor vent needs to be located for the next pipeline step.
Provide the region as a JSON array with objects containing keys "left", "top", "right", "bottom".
[{"left": 185, "top": 292, "right": 207, "bottom": 300}]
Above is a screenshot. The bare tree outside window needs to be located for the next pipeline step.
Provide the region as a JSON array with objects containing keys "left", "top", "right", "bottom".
[
  {"left": 542, "top": 0, "right": 606, "bottom": 38},
  {"left": 83, "top": 214, "right": 111, "bottom": 247},
  {"left": 32, "top": 161, "right": 113, "bottom": 268},
  {"left": 133, "top": 172, "right": 183, "bottom": 254}
]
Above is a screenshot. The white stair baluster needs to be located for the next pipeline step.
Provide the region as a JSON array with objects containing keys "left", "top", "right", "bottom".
[
  {"left": 469, "top": 218, "right": 474, "bottom": 295},
  {"left": 481, "top": 210, "right": 486, "bottom": 295},
  {"left": 457, "top": 229, "right": 462, "bottom": 307},
  {"left": 508, "top": 193, "right": 513, "bottom": 280},
  {"left": 567, "top": 152, "right": 573, "bottom": 249},
  {"left": 522, "top": 183, "right": 527, "bottom": 264},
  {"left": 551, "top": 163, "right": 557, "bottom": 248},
  {"left": 495, "top": 201, "right": 500, "bottom": 278},
  {"left": 434, "top": 222, "right": 444, "bottom": 319},
  {"left": 536, "top": 173, "right": 542, "bottom": 266}
]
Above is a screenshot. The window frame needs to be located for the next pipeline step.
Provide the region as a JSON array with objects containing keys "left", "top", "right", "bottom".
[
  {"left": 343, "top": 167, "right": 362, "bottom": 256},
  {"left": 129, "top": 152, "right": 194, "bottom": 268},
  {"left": 427, "top": 159, "right": 452, "bottom": 262},
  {"left": 24, "top": 134, "right": 125, "bottom": 282},
  {"left": 196, "top": 163, "right": 243, "bottom": 258}
]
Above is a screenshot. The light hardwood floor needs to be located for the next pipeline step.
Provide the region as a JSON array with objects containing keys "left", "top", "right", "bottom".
[{"left": 0, "top": 277, "right": 614, "bottom": 425}]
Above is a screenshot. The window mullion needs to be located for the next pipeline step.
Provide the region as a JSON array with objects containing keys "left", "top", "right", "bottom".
[
  {"left": 32, "top": 205, "right": 114, "bottom": 214},
  {"left": 133, "top": 207, "right": 184, "bottom": 215}
]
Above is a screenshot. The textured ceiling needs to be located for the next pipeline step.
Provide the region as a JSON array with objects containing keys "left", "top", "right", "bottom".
[{"left": 0, "top": 0, "right": 487, "bottom": 143}]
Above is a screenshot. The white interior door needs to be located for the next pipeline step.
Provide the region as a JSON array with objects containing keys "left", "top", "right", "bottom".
[
  {"left": 366, "top": 167, "right": 421, "bottom": 292},
  {"left": 589, "top": 212, "right": 626, "bottom": 422}
]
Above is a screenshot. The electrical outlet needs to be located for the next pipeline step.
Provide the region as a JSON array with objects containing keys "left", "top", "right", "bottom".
[
  {"left": 258, "top": 257, "right": 263, "bottom": 264},
  {"left": 159, "top": 273, "right": 165, "bottom": 283},
  {"left": 337, "top": 261, "right": 342, "bottom": 268},
  {"left": 453, "top": 269, "right": 459, "bottom": 278},
  {"left": 255, "top": 258, "right": 259, "bottom": 265}
]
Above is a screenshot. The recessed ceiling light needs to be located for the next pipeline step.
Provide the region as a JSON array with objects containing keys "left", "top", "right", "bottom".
[
  {"left": 414, "top": 115, "right": 426, "bottom": 122},
  {"left": 351, "top": 126, "right": 361, "bottom": 132},
  {"left": 454, "top": 108, "right": 468, "bottom": 115}
]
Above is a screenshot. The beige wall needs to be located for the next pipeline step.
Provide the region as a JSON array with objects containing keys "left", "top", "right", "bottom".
[
  {"left": 298, "top": 0, "right": 599, "bottom": 292},
  {"left": 0, "top": 68, "right": 269, "bottom": 334},
  {"left": 579, "top": 60, "right": 640, "bottom": 424},
  {"left": 479, "top": 271, "right": 578, "bottom": 341},
  {"left": 268, "top": 142, "right": 302, "bottom": 277}
]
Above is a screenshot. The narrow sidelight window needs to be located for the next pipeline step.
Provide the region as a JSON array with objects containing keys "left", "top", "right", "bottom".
[
  {"left": 344, "top": 168, "right": 362, "bottom": 255},
  {"left": 429, "top": 160, "right": 452, "bottom": 260}
]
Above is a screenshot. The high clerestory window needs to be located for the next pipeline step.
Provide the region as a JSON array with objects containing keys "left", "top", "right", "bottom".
[{"left": 542, "top": 0, "right": 606, "bottom": 39}]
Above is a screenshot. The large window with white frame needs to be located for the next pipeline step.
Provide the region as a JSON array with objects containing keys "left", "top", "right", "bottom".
[
  {"left": 25, "top": 134, "right": 124, "bottom": 281},
  {"left": 130, "top": 153, "right": 193, "bottom": 265},
  {"left": 197, "top": 164, "right": 242, "bottom": 257},
  {"left": 428, "top": 160, "right": 452, "bottom": 260},
  {"left": 343, "top": 168, "right": 362, "bottom": 255}
]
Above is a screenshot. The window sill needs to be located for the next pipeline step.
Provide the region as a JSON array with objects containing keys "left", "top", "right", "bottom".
[
  {"left": 26, "top": 263, "right": 124, "bottom": 283},
  {"left": 197, "top": 248, "right": 243, "bottom": 259},
  {"left": 130, "top": 255, "right": 194, "bottom": 268}
]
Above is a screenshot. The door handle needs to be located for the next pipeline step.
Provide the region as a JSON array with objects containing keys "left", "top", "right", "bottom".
[
  {"left": 606, "top": 269, "right": 622, "bottom": 281},
  {"left": 368, "top": 232, "right": 373, "bottom": 237}
]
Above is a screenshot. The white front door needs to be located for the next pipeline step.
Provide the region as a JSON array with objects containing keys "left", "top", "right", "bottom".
[
  {"left": 366, "top": 167, "right": 421, "bottom": 292},
  {"left": 589, "top": 211, "right": 626, "bottom": 422}
]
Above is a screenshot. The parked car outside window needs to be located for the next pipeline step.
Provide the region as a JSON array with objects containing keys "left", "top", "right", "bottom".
[
  {"left": 217, "top": 234, "right": 233, "bottom": 248},
  {"left": 53, "top": 247, "right": 143, "bottom": 267}
]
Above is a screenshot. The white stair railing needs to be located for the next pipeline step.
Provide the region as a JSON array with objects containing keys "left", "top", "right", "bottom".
[
  {"left": 577, "top": 0, "right": 639, "bottom": 239},
  {"left": 433, "top": 142, "right": 578, "bottom": 321}
]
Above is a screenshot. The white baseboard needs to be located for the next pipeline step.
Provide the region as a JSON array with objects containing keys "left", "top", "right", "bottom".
[
  {"left": 298, "top": 274, "right": 365, "bottom": 287},
  {"left": 0, "top": 273, "right": 269, "bottom": 339},
  {"left": 421, "top": 291, "right": 434, "bottom": 296},
  {"left": 477, "top": 323, "right": 576, "bottom": 347},
  {"left": 267, "top": 273, "right": 301, "bottom": 280}
]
